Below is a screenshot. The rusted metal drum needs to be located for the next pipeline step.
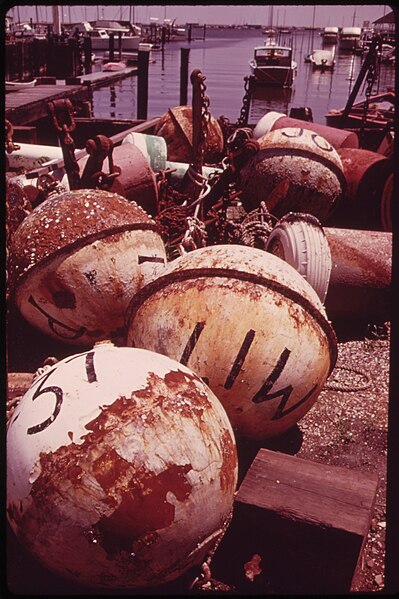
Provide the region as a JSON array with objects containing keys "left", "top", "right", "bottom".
[
  {"left": 126, "top": 245, "right": 337, "bottom": 441},
  {"left": 328, "top": 147, "right": 393, "bottom": 231},
  {"left": 153, "top": 105, "right": 224, "bottom": 163},
  {"left": 10, "top": 189, "right": 167, "bottom": 347},
  {"left": 78, "top": 143, "right": 159, "bottom": 217},
  {"left": 324, "top": 227, "right": 392, "bottom": 324},
  {"left": 253, "top": 111, "right": 359, "bottom": 150},
  {"left": 7, "top": 342, "right": 238, "bottom": 589},
  {"left": 238, "top": 127, "right": 346, "bottom": 223}
]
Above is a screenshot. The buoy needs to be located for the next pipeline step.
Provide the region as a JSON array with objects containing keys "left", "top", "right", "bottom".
[
  {"left": 10, "top": 189, "right": 167, "bottom": 346},
  {"left": 253, "top": 111, "right": 359, "bottom": 150},
  {"left": 328, "top": 147, "right": 393, "bottom": 231},
  {"left": 122, "top": 132, "right": 168, "bottom": 173},
  {"left": 265, "top": 212, "right": 332, "bottom": 303},
  {"left": 324, "top": 227, "right": 392, "bottom": 324},
  {"left": 126, "top": 245, "right": 337, "bottom": 441},
  {"left": 154, "top": 105, "right": 224, "bottom": 163},
  {"left": 238, "top": 127, "right": 346, "bottom": 223},
  {"left": 7, "top": 342, "right": 238, "bottom": 589}
]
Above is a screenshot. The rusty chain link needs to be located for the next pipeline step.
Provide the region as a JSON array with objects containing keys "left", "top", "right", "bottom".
[
  {"left": 359, "top": 35, "right": 382, "bottom": 144},
  {"left": 236, "top": 75, "right": 254, "bottom": 127}
]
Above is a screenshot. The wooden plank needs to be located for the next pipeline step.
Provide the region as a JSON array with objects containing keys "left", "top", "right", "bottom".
[
  {"left": 210, "top": 448, "right": 379, "bottom": 594},
  {"left": 237, "top": 448, "right": 378, "bottom": 537},
  {"left": 5, "top": 84, "right": 91, "bottom": 126}
]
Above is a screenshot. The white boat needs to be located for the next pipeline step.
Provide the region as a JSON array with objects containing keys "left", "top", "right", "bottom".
[
  {"left": 339, "top": 27, "right": 362, "bottom": 51},
  {"left": 249, "top": 39, "right": 297, "bottom": 87},
  {"left": 89, "top": 19, "right": 141, "bottom": 52},
  {"left": 6, "top": 79, "right": 37, "bottom": 92},
  {"left": 308, "top": 49, "right": 335, "bottom": 70},
  {"left": 322, "top": 26, "right": 339, "bottom": 45}
]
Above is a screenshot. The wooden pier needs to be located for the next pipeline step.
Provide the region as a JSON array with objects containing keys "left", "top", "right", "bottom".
[{"left": 5, "top": 67, "right": 138, "bottom": 128}]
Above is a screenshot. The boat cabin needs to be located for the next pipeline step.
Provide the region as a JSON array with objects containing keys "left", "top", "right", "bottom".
[{"left": 254, "top": 46, "right": 292, "bottom": 67}]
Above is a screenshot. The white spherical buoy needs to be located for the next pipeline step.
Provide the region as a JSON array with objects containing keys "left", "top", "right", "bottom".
[
  {"left": 126, "top": 245, "right": 337, "bottom": 441},
  {"left": 7, "top": 343, "right": 238, "bottom": 589}
]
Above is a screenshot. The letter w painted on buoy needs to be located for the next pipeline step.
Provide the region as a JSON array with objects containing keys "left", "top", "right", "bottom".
[{"left": 252, "top": 347, "right": 317, "bottom": 420}]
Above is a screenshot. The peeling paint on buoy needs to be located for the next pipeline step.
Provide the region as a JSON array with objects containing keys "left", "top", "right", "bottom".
[
  {"left": 126, "top": 245, "right": 337, "bottom": 441},
  {"left": 10, "top": 189, "right": 167, "bottom": 346},
  {"left": 7, "top": 343, "right": 238, "bottom": 589}
]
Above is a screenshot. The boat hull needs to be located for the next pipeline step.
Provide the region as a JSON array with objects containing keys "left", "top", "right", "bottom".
[
  {"left": 91, "top": 36, "right": 140, "bottom": 51},
  {"left": 250, "top": 64, "right": 295, "bottom": 87}
]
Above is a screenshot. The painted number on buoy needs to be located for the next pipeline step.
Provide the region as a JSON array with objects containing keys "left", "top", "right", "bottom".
[
  {"left": 181, "top": 323, "right": 317, "bottom": 420},
  {"left": 25, "top": 351, "right": 97, "bottom": 435}
]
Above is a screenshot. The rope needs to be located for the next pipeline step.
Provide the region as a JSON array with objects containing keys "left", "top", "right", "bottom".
[{"left": 323, "top": 365, "right": 371, "bottom": 392}]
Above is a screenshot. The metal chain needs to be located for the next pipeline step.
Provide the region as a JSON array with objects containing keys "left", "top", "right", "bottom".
[
  {"left": 236, "top": 75, "right": 253, "bottom": 127},
  {"left": 197, "top": 72, "right": 211, "bottom": 166}
]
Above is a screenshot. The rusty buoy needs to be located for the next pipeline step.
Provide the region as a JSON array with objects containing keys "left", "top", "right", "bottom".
[
  {"left": 253, "top": 111, "right": 359, "bottom": 150},
  {"left": 10, "top": 189, "right": 167, "bottom": 346},
  {"left": 238, "top": 127, "right": 346, "bottom": 223},
  {"left": 327, "top": 147, "right": 393, "bottom": 231},
  {"left": 153, "top": 105, "right": 224, "bottom": 163},
  {"left": 324, "top": 227, "right": 392, "bottom": 324},
  {"left": 7, "top": 342, "right": 238, "bottom": 589},
  {"left": 126, "top": 245, "right": 337, "bottom": 441}
]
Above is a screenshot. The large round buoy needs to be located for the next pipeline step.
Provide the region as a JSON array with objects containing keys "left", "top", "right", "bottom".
[
  {"left": 126, "top": 245, "right": 337, "bottom": 441},
  {"left": 10, "top": 189, "right": 167, "bottom": 346},
  {"left": 7, "top": 343, "right": 238, "bottom": 589},
  {"left": 153, "top": 106, "right": 224, "bottom": 163},
  {"left": 238, "top": 127, "right": 346, "bottom": 223}
]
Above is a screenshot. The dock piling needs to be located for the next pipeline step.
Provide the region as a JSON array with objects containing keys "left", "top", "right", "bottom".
[
  {"left": 180, "top": 47, "right": 190, "bottom": 105},
  {"left": 137, "top": 48, "right": 150, "bottom": 120}
]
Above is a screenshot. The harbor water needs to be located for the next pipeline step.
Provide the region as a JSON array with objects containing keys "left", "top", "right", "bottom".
[{"left": 91, "top": 27, "right": 395, "bottom": 127}]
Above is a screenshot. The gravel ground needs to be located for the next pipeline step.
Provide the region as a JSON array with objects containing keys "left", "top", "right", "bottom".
[{"left": 295, "top": 325, "right": 390, "bottom": 592}]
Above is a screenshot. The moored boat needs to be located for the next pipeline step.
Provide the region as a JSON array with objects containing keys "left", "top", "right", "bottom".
[
  {"left": 249, "top": 40, "right": 297, "bottom": 87},
  {"left": 322, "top": 26, "right": 339, "bottom": 45},
  {"left": 6, "top": 79, "right": 37, "bottom": 92},
  {"left": 339, "top": 26, "right": 362, "bottom": 51},
  {"left": 308, "top": 49, "right": 335, "bottom": 70}
]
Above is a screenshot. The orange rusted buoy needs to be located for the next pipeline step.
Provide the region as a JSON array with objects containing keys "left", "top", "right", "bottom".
[
  {"left": 324, "top": 227, "right": 392, "bottom": 324},
  {"left": 10, "top": 189, "right": 167, "bottom": 346},
  {"left": 7, "top": 342, "right": 238, "bottom": 589},
  {"left": 126, "top": 245, "right": 337, "bottom": 441},
  {"left": 154, "top": 105, "right": 224, "bottom": 164},
  {"left": 327, "top": 147, "right": 393, "bottom": 231}
]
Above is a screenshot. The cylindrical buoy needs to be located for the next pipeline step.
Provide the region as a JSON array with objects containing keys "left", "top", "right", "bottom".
[
  {"left": 7, "top": 343, "right": 238, "bottom": 589},
  {"left": 324, "top": 227, "right": 392, "bottom": 324},
  {"left": 78, "top": 143, "right": 159, "bottom": 216},
  {"left": 122, "top": 132, "right": 168, "bottom": 173},
  {"left": 253, "top": 111, "right": 359, "bottom": 150},
  {"left": 153, "top": 105, "right": 224, "bottom": 163},
  {"left": 126, "top": 245, "right": 337, "bottom": 441},
  {"left": 6, "top": 142, "right": 65, "bottom": 172},
  {"left": 238, "top": 127, "right": 346, "bottom": 223},
  {"left": 327, "top": 147, "right": 393, "bottom": 231},
  {"left": 10, "top": 189, "right": 167, "bottom": 346}
]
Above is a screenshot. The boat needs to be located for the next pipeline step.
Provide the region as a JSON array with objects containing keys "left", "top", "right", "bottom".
[
  {"left": 5, "top": 79, "right": 37, "bottom": 92},
  {"left": 308, "top": 49, "right": 335, "bottom": 70},
  {"left": 80, "top": 20, "right": 141, "bottom": 52},
  {"left": 339, "top": 27, "right": 362, "bottom": 51},
  {"left": 326, "top": 90, "right": 395, "bottom": 129},
  {"left": 322, "top": 26, "right": 339, "bottom": 45},
  {"left": 102, "top": 61, "right": 128, "bottom": 72},
  {"left": 249, "top": 40, "right": 297, "bottom": 87}
]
